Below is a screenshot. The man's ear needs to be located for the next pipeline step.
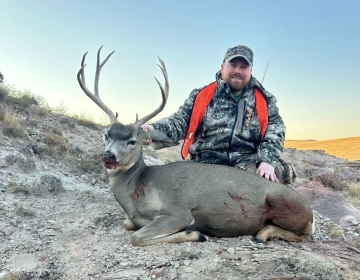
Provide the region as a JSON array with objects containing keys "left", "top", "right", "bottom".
[{"left": 220, "top": 63, "right": 225, "bottom": 79}]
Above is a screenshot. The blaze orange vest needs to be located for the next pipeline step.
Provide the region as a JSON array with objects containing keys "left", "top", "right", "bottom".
[{"left": 181, "top": 82, "right": 268, "bottom": 159}]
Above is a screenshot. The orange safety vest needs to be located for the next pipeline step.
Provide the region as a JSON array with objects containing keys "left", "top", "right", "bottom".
[{"left": 181, "top": 82, "right": 268, "bottom": 159}]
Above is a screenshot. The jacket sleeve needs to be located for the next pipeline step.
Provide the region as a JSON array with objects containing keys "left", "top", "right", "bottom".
[
  {"left": 151, "top": 88, "right": 200, "bottom": 147},
  {"left": 256, "top": 94, "right": 286, "bottom": 167}
]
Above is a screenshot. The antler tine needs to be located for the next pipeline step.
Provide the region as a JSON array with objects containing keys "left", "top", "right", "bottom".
[
  {"left": 94, "top": 46, "right": 115, "bottom": 97},
  {"left": 134, "top": 56, "right": 169, "bottom": 128},
  {"left": 77, "top": 46, "right": 118, "bottom": 123}
]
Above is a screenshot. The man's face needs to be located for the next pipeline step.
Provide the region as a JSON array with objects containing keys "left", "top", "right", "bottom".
[{"left": 221, "top": 57, "right": 252, "bottom": 91}]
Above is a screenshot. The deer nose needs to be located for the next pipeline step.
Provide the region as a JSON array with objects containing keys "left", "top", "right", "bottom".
[
  {"left": 103, "top": 151, "right": 113, "bottom": 158},
  {"left": 102, "top": 151, "right": 115, "bottom": 161}
]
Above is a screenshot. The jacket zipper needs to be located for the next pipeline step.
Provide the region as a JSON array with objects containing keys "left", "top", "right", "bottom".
[{"left": 228, "top": 96, "right": 248, "bottom": 166}]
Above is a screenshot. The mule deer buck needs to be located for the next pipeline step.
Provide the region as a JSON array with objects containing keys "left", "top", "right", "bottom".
[{"left": 77, "top": 46, "right": 314, "bottom": 246}]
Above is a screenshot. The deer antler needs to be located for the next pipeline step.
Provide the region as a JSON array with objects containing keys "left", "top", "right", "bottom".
[
  {"left": 77, "top": 46, "right": 118, "bottom": 123},
  {"left": 134, "top": 56, "right": 169, "bottom": 129}
]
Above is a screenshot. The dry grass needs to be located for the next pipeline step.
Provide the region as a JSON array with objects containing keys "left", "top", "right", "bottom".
[
  {"left": 1, "top": 111, "right": 24, "bottom": 138},
  {"left": 71, "top": 112, "right": 101, "bottom": 130},
  {"left": 7, "top": 180, "right": 31, "bottom": 195},
  {"left": 349, "top": 182, "right": 360, "bottom": 198},
  {"left": 2, "top": 272, "right": 21, "bottom": 280},
  {"left": 43, "top": 130, "right": 73, "bottom": 158},
  {"left": 285, "top": 137, "right": 360, "bottom": 161},
  {"left": 330, "top": 229, "right": 344, "bottom": 238}
]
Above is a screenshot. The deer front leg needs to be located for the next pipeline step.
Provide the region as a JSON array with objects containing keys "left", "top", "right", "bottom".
[{"left": 130, "top": 214, "right": 208, "bottom": 246}]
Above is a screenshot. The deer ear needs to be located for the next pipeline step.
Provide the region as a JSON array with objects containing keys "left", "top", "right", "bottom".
[
  {"left": 137, "top": 128, "right": 179, "bottom": 150},
  {"left": 149, "top": 130, "right": 179, "bottom": 149}
]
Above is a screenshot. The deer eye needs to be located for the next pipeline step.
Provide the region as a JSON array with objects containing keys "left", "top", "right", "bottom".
[
  {"left": 127, "top": 140, "right": 136, "bottom": 146},
  {"left": 104, "top": 134, "right": 109, "bottom": 141}
]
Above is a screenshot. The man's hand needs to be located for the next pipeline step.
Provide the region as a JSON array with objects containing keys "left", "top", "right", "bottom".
[
  {"left": 140, "top": 124, "right": 154, "bottom": 145},
  {"left": 256, "top": 162, "right": 279, "bottom": 182}
]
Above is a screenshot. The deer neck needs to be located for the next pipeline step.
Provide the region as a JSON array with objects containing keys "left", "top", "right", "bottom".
[{"left": 108, "top": 154, "right": 148, "bottom": 210}]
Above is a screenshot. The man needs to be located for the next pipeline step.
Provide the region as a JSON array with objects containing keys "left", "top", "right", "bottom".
[{"left": 143, "top": 45, "right": 295, "bottom": 184}]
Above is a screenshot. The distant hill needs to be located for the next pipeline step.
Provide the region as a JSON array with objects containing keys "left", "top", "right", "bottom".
[{"left": 285, "top": 137, "right": 360, "bottom": 161}]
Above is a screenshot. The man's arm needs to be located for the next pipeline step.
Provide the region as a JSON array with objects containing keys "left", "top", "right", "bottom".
[
  {"left": 150, "top": 88, "right": 201, "bottom": 143},
  {"left": 255, "top": 94, "right": 285, "bottom": 182},
  {"left": 141, "top": 87, "right": 202, "bottom": 150}
]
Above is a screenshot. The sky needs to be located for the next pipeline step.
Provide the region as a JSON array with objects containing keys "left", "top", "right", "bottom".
[{"left": 1, "top": 0, "right": 359, "bottom": 140}]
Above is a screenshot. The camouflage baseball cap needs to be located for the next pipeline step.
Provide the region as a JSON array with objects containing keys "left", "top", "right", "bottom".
[{"left": 223, "top": 45, "right": 254, "bottom": 66}]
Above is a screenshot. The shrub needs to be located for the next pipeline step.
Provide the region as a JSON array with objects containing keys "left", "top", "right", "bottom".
[
  {"left": 34, "top": 94, "right": 49, "bottom": 109},
  {"left": 0, "top": 109, "right": 5, "bottom": 121},
  {"left": 15, "top": 203, "right": 36, "bottom": 217},
  {"left": 60, "top": 116, "right": 77, "bottom": 128},
  {"left": 0, "top": 83, "right": 9, "bottom": 101},
  {"left": 76, "top": 151, "right": 103, "bottom": 175},
  {"left": 52, "top": 100, "right": 68, "bottom": 115},
  {"left": 28, "top": 118, "right": 38, "bottom": 127},
  {"left": 8, "top": 182, "right": 31, "bottom": 195},
  {"left": 5, "top": 91, "right": 38, "bottom": 108},
  {"left": 37, "top": 107, "right": 49, "bottom": 117},
  {"left": 5, "top": 154, "right": 36, "bottom": 173},
  {"left": 18, "top": 91, "right": 38, "bottom": 106},
  {"left": 40, "top": 175, "right": 65, "bottom": 193}
]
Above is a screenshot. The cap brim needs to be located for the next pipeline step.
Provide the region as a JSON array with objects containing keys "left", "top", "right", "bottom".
[{"left": 225, "top": 54, "right": 252, "bottom": 66}]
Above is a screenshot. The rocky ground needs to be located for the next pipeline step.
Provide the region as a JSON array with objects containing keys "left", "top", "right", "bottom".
[{"left": 0, "top": 95, "right": 360, "bottom": 279}]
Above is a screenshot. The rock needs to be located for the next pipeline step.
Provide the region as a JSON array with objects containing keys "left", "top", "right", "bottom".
[
  {"left": 152, "top": 257, "right": 169, "bottom": 267},
  {"left": 296, "top": 180, "right": 360, "bottom": 223},
  {"left": 220, "top": 253, "right": 242, "bottom": 260},
  {"left": 188, "top": 250, "right": 201, "bottom": 259},
  {"left": 151, "top": 267, "right": 165, "bottom": 277},
  {"left": 302, "top": 158, "right": 326, "bottom": 167},
  {"left": 339, "top": 215, "right": 359, "bottom": 226},
  {"left": 226, "top": 247, "right": 235, "bottom": 254},
  {"left": 310, "top": 167, "right": 343, "bottom": 190}
]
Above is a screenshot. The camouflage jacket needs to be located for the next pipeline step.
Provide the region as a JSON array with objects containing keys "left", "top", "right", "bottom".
[{"left": 152, "top": 71, "right": 286, "bottom": 167}]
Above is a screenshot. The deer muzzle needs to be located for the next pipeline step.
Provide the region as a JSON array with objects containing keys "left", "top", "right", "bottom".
[{"left": 102, "top": 151, "right": 119, "bottom": 169}]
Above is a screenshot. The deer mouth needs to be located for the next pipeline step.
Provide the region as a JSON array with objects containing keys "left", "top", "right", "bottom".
[{"left": 102, "top": 155, "right": 120, "bottom": 169}]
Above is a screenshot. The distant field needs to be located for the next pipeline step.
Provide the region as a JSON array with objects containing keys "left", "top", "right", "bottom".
[{"left": 284, "top": 137, "right": 360, "bottom": 161}]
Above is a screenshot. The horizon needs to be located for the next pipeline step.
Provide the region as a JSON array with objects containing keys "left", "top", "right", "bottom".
[{"left": 1, "top": 0, "right": 360, "bottom": 140}]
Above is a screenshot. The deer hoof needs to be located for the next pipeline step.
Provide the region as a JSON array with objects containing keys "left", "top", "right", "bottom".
[
  {"left": 198, "top": 232, "right": 208, "bottom": 242},
  {"left": 185, "top": 230, "right": 208, "bottom": 242},
  {"left": 123, "top": 219, "right": 137, "bottom": 230},
  {"left": 252, "top": 237, "right": 265, "bottom": 243}
]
